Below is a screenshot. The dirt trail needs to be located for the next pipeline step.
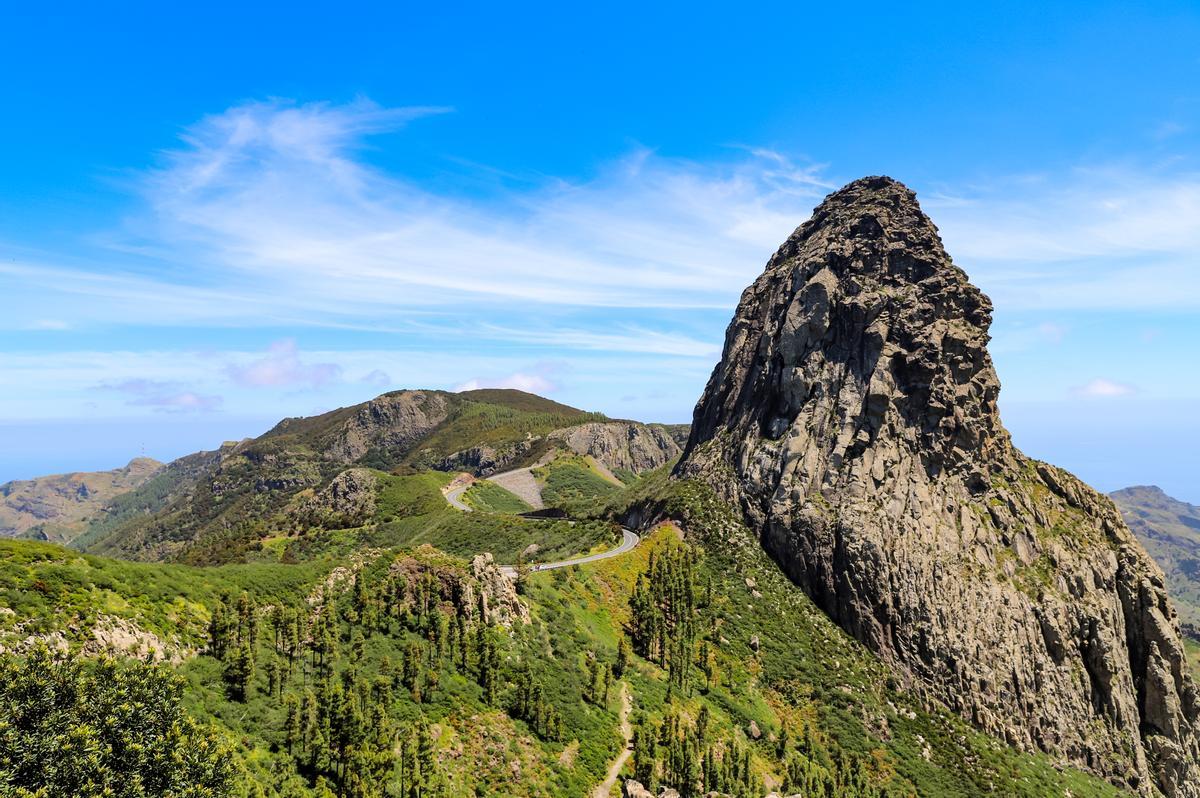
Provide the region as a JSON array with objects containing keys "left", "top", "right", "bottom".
[{"left": 593, "top": 682, "right": 633, "bottom": 798}]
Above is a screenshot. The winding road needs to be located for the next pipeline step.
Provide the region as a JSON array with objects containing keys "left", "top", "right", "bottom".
[
  {"left": 444, "top": 483, "right": 472, "bottom": 511},
  {"left": 443, "top": 471, "right": 640, "bottom": 576}
]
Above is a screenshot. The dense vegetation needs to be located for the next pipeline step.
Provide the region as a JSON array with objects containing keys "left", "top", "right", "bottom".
[
  {"left": 533, "top": 457, "right": 622, "bottom": 516},
  {"left": 0, "top": 646, "right": 236, "bottom": 797},
  {"left": 0, "top": 470, "right": 1133, "bottom": 797}
]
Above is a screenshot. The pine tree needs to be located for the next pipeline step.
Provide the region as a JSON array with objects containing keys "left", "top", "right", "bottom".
[
  {"left": 615, "top": 635, "right": 630, "bottom": 678},
  {"left": 284, "top": 692, "right": 301, "bottom": 755},
  {"left": 632, "top": 717, "right": 657, "bottom": 785}
]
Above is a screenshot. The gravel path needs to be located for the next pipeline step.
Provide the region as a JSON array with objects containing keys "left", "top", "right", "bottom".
[{"left": 485, "top": 467, "right": 545, "bottom": 509}]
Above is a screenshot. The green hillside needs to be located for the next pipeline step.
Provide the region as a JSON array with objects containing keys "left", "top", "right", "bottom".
[
  {"left": 462, "top": 480, "right": 534, "bottom": 514},
  {"left": 74, "top": 390, "right": 607, "bottom": 565},
  {"left": 0, "top": 478, "right": 1130, "bottom": 798},
  {"left": 534, "top": 456, "right": 623, "bottom": 515}
]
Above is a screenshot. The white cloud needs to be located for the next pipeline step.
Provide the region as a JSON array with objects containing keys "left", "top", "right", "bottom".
[
  {"left": 225, "top": 339, "right": 342, "bottom": 389},
  {"left": 1037, "top": 322, "right": 1066, "bottom": 344},
  {"left": 361, "top": 369, "right": 391, "bottom": 388},
  {"left": 5, "top": 97, "right": 1200, "bottom": 341},
  {"left": 1, "top": 99, "right": 828, "bottom": 332},
  {"left": 1073, "top": 378, "right": 1137, "bottom": 398},
  {"left": 454, "top": 372, "right": 558, "bottom": 394},
  {"left": 99, "top": 379, "right": 223, "bottom": 413},
  {"left": 453, "top": 362, "right": 565, "bottom": 395},
  {"left": 927, "top": 168, "right": 1200, "bottom": 311}
]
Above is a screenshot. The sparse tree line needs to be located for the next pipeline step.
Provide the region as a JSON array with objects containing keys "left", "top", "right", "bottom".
[
  {"left": 201, "top": 556, "right": 596, "bottom": 797},
  {"left": 624, "top": 542, "right": 888, "bottom": 798},
  {"left": 628, "top": 544, "right": 706, "bottom": 694},
  {"left": 631, "top": 704, "right": 758, "bottom": 798}
]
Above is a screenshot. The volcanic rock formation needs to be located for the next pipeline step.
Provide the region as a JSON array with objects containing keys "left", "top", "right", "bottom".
[{"left": 678, "top": 176, "right": 1199, "bottom": 795}]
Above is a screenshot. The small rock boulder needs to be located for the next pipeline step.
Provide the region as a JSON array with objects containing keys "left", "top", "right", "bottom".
[{"left": 622, "top": 780, "right": 654, "bottom": 798}]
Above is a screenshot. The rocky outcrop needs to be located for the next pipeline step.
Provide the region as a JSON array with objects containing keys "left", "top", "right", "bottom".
[
  {"left": 679, "top": 176, "right": 1200, "bottom": 795},
  {"left": 438, "top": 439, "right": 537, "bottom": 477},
  {"left": 622, "top": 780, "right": 654, "bottom": 798},
  {"left": 292, "top": 468, "right": 379, "bottom": 529},
  {"left": 470, "top": 553, "right": 530, "bottom": 627},
  {"left": 1, "top": 457, "right": 163, "bottom": 543},
  {"left": 327, "top": 391, "right": 450, "bottom": 463},
  {"left": 1112, "top": 485, "right": 1200, "bottom": 630},
  {"left": 549, "top": 421, "right": 681, "bottom": 475}
]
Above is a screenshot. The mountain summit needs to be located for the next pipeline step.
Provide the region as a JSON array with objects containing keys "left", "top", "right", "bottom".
[{"left": 679, "top": 176, "right": 1200, "bottom": 795}]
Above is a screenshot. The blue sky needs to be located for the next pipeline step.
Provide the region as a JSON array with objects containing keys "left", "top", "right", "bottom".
[{"left": 2, "top": 2, "right": 1199, "bottom": 501}]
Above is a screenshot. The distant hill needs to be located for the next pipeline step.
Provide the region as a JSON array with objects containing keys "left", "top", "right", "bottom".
[
  {"left": 0, "top": 457, "right": 162, "bottom": 544},
  {"left": 74, "top": 388, "right": 679, "bottom": 564},
  {"left": 1111, "top": 485, "right": 1200, "bottom": 633}
]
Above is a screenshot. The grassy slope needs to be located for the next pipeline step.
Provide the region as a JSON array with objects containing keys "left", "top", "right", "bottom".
[
  {"left": 0, "top": 539, "right": 326, "bottom": 653},
  {"left": 1186, "top": 638, "right": 1200, "bottom": 682},
  {"left": 275, "top": 470, "right": 616, "bottom": 566},
  {"left": 534, "top": 456, "right": 622, "bottom": 515},
  {"left": 464, "top": 480, "right": 534, "bottom": 514},
  {"left": 401, "top": 390, "right": 604, "bottom": 470},
  {"left": 0, "top": 458, "right": 162, "bottom": 544}
]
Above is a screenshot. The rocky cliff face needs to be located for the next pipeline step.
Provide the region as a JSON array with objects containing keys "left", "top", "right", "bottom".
[
  {"left": 549, "top": 421, "right": 681, "bottom": 475},
  {"left": 1112, "top": 486, "right": 1200, "bottom": 632},
  {"left": 326, "top": 391, "right": 451, "bottom": 463},
  {"left": 678, "top": 176, "right": 1200, "bottom": 795},
  {"left": 290, "top": 468, "right": 379, "bottom": 529}
]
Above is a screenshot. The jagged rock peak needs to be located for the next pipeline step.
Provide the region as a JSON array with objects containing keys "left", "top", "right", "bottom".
[
  {"left": 679, "top": 176, "right": 1200, "bottom": 796},
  {"left": 685, "top": 174, "right": 1008, "bottom": 491}
]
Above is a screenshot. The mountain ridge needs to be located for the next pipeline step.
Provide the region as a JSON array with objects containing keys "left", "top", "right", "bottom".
[
  {"left": 73, "top": 388, "right": 679, "bottom": 563},
  {"left": 0, "top": 456, "right": 163, "bottom": 544}
]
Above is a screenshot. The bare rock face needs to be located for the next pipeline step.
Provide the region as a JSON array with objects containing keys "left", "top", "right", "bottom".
[
  {"left": 622, "top": 780, "right": 654, "bottom": 798},
  {"left": 549, "top": 421, "right": 681, "bottom": 475},
  {"left": 327, "top": 391, "right": 449, "bottom": 463},
  {"left": 470, "top": 553, "right": 530, "bottom": 627},
  {"left": 679, "top": 176, "right": 1199, "bottom": 795},
  {"left": 438, "top": 439, "right": 537, "bottom": 477}
]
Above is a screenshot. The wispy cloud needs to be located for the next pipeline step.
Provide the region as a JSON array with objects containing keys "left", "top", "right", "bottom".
[
  {"left": 225, "top": 339, "right": 342, "bottom": 389},
  {"left": 1072, "top": 377, "right": 1137, "bottom": 398},
  {"left": 27, "top": 319, "right": 71, "bottom": 331},
  {"left": 927, "top": 168, "right": 1200, "bottom": 310},
  {"left": 361, "top": 369, "right": 391, "bottom": 388},
  {"left": 1, "top": 99, "right": 827, "bottom": 332},
  {"left": 6, "top": 97, "right": 1200, "bottom": 340},
  {"left": 5, "top": 96, "right": 1200, "bottom": 430},
  {"left": 454, "top": 362, "right": 564, "bottom": 395},
  {"left": 454, "top": 372, "right": 558, "bottom": 394},
  {"left": 99, "top": 379, "right": 223, "bottom": 412}
]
